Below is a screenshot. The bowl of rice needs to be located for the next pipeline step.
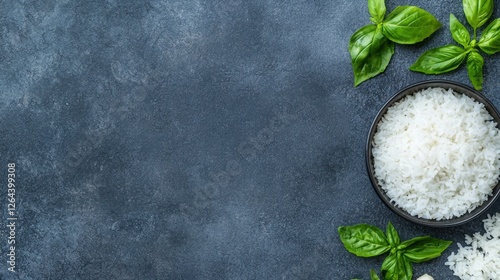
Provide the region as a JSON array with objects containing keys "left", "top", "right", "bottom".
[{"left": 366, "top": 80, "right": 500, "bottom": 227}]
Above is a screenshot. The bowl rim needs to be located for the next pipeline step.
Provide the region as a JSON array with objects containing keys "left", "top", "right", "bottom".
[{"left": 366, "top": 79, "right": 500, "bottom": 227}]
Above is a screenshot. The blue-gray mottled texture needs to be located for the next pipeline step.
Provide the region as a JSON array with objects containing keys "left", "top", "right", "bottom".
[{"left": 2, "top": 0, "right": 500, "bottom": 279}]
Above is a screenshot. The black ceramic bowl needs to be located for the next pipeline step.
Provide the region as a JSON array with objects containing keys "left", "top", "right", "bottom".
[{"left": 366, "top": 80, "right": 500, "bottom": 227}]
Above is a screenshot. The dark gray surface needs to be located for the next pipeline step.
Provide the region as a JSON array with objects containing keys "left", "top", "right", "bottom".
[{"left": 2, "top": 0, "right": 500, "bottom": 279}]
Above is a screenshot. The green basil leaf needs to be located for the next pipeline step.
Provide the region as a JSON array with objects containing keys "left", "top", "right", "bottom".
[
  {"left": 381, "top": 252, "right": 397, "bottom": 279},
  {"left": 397, "top": 236, "right": 430, "bottom": 251},
  {"left": 381, "top": 6, "right": 441, "bottom": 44},
  {"left": 410, "top": 45, "right": 468, "bottom": 74},
  {"left": 478, "top": 18, "right": 500, "bottom": 54},
  {"left": 368, "top": 0, "right": 386, "bottom": 24},
  {"left": 349, "top": 24, "right": 394, "bottom": 86},
  {"left": 338, "top": 224, "right": 390, "bottom": 257},
  {"left": 450, "top": 14, "right": 471, "bottom": 47},
  {"left": 386, "top": 222, "right": 400, "bottom": 247},
  {"left": 402, "top": 236, "right": 453, "bottom": 263},
  {"left": 466, "top": 51, "right": 484, "bottom": 90},
  {"left": 381, "top": 252, "right": 412, "bottom": 280},
  {"left": 463, "top": 0, "right": 493, "bottom": 29},
  {"left": 401, "top": 254, "right": 413, "bottom": 280},
  {"left": 370, "top": 269, "right": 381, "bottom": 280}
]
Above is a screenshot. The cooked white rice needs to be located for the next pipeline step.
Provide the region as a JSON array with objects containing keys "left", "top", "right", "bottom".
[
  {"left": 372, "top": 87, "right": 500, "bottom": 220},
  {"left": 446, "top": 212, "right": 500, "bottom": 279}
]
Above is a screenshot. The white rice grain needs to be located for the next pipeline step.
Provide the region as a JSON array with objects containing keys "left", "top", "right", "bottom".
[
  {"left": 372, "top": 87, "right": 500, "bottom": 220},
  {"left": 446, "top": 213, "right": 500, "bottom": 279}
]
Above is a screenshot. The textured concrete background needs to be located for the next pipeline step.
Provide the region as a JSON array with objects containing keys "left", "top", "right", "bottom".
[{"left": 2, "top": 0, "right": 500, "bottom": 279}]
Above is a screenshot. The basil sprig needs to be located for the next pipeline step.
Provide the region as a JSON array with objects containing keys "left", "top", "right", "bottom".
[
  {"left": 349, "top": 0, "right": 441, "bottom": 86},
  {"left": 339, "top": 222, "right": 452, "bottom": 280},
  {"left": 411, "top": 0, "right": 500, "bottom": 90}
]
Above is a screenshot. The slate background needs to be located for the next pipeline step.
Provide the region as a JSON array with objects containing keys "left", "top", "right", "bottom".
[{"left": 2, "top": 0, "right": 500, "bottom": 279}]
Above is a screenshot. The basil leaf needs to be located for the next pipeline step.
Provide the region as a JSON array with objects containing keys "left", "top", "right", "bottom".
[
  {"left": 381, "top": 252, "right": 397, "bottom": 279},
  {"left": 397, "top": 236, "right": 430, "bottom": 251},
  {"left": 410, "top": 45, "right": 468, "bottom": 74},
  {"left": 382, "top": 6, "right": 441, "bottom": 44},
  {"left": 338, "top": 224, "right": 390, "bottom": 257},
  {"left": 349, "top": 24, "right": 394, "bottom": 87},
  {"left": 368, "top": 0, "right": 386, "bottom": 24},
  {"left": 450, "top": 13, "right": 471, "bottom": 47},
  {"left": 478, "top": 18, "right": 500, "bottom": 54},
  {"left": 401, "top": 254, "right": 413, "bottom": 280},
  {"left": 463, "top": 0, "right": 493, "bottom": 29},
  {"left": 386, "top": 222, "right": 400, "bottom": 247},
  {"left": 381, "top": 252, "right": 412, "bottom": 280},
  {"left": 370, "top": 269, "right": 381, "bottom": 280},
  {"left": 402, "top": 236, "right": 453, "bottom": 263},
  {"left": 466, "top": 51, "right": 484, "bottom": 90}
]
